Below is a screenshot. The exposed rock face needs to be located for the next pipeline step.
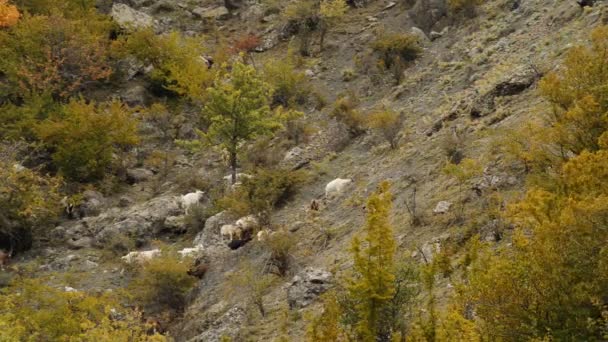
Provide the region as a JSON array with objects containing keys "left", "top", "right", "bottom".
[
  {"left": 409, "top": 0, "right": 448, "bottom": 33},
  {"left": 93, "top": 195, "right": 181, "bottom": 244},
  {"left": 192, "top": 211, "right": 232, "bottom": 255},
  {"left": 433, "top": 201, "right": 452, "bottom": 214},
  {"left": 111, "top": 4, "right": 154, "bottom": 30},
  {"left": 121, "top": 85, "right": 149, "bottom": 107},
  {"left": 186, "top": 306, "right": 246, "bottom": 342},
  {"left": 192, "top": 6, "right": 230, "bottom": 20},
  {"left": 287, "top": 267, "right": 333, "bottom": 309},
  {"left": 470, "top": 65, "right": 539, "bottom": 118},
  {"left": 126, "top": 168, "right": 154, "bottom": 184}
]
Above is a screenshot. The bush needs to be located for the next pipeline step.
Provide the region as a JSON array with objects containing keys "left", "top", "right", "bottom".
[
  {"left": 372, "top": 32, "right": 421, "bottom": 83},
  {"left": 263, "top": 230, "right": 296, "bottom": 277},
  {"left": 218, "top": 168, "right": 308, "bottom": 220},
  {"left": 225, "top": 262, "right": 276, "bottom": 317},
  {"left": 0, "top": 9, "right": 113, "bottom": 99},
  {"left": 35, "top": 99, "right": 139, "bottom": 182},
  {"left": 112, "top": 30, "right": 214, "bottom": 101},
  {"left": 0, "top": 0, "right": 19, "bottom": 28},
  {"left": 0, "top": 276, "right": 164, "bottom": 341},
  {"left": 367, "top": 107, "right": 405, "bottom": 149},
  {"left": 0, "top": 152, "right": 60, "bottom": 252},
  {"left": 130, "top": 252, "right": 197, "bottom": 313},
  {"left": 330, "top": 93, "right": 367, "bottom": 137},
  {"left": 263, "top": 53, "right": 312, "bottom": 107}
]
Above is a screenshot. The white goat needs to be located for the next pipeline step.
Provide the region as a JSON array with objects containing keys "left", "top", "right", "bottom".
[
  {"left": 257, "top": 229, "right": 275, "bottom": 242},
  {"left": 121, "top": 249, "right": 161, "bottom": 264},
  {"left": 325, "top": 178, "right": 354, "bottom": 198},
  {"left": 220, "top": 224, "right": 240, "bottom": 241},
  {"left": 178, "top": 245, "right": 204, "bottom": 258},
  {"left": 181, "top": 190, "right": 205, "bottom": 214}
]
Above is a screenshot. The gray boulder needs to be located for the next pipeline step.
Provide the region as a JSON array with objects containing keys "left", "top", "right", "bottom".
[
  {"left": 433, "top": 201, "right": 452, "bottom": 214},
  {"left": 287, "top": 267, "right": 333, "bottom": 309},
  {"left": 126, "top": 168, "right": 154, "bottom": 184},
  {"left": 409, "top": 0, "right": 447, "bottom": 32},
  {"left": 187, "top": 306, "right": 246, "bottom": 342},
  {"left": 192, "top": 6, "right": 230, "bottom": 20},
  {"left": 121, "top": 85, "right": 149, "bottom": 107},
  {"left": 111, "top": 4, "right": 154, "bottom": 30}
]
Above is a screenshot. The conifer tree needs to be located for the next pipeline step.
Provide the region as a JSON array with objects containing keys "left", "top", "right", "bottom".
[
  {"left": 203, "top": 60, "right": 280, "bottom": 183},
  {"left": 347, "top": 180, "right": 397, "bottom": 341}
]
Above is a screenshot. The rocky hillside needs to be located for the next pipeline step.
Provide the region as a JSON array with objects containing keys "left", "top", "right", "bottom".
[{"left": 1, "top": 0, "right": 607, "bottom": 341}]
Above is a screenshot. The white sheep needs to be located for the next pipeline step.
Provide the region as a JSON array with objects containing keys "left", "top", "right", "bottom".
[
  {"left": 178, "top": 245, "right": 204, "bottom": 258},
  {"left": 220, "top": 224, "right": 240, "bottom": 241},
  {"left": 236, "top": 215, "right": 259, "bottom": 233},
  {"left": 121, "top": 249, "right": 161, "bottom": 264},
  {"left": 325, "top": 178, "right": 353, "bottom": 199},
  {"left": 181, "top": 190, "right": 205, "bottom": 214},
  {"left": 257, "top": 229, "right": 274, "bottom": 242}
]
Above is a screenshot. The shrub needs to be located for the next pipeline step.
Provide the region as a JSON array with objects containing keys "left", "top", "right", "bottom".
[
  {"left": 0, "top": 0, "right": 19, "bottom": 28},
  {"left": 330, "top": 93, "right": 366, "bottom": 137},
  {"left": 263, "top": 230, "right": 296, "bottom": 276},
  {"left": 219, "top": 168, "right": 308, "bottom": 220},
  {"left": 0, "top": 152, "right": 60, "bottom": 252},
  {"left": 35, "top": 99, "right": 139, "bottom": 182},
  {"left": 225, "top": 262, "right": 276, "bottom": 317},
  {"left": 0, "top": 277, "right": 164, "bottom": 341},
  {"left": 0, "top": 10, "right": 113, "bottom": 99},
  {"left": 112, "top": 30, "right": 213, "bottom": 101},
  {"left": 367, "top": 107, "right": 405, "bottom": 149},
  {"left": 372, "top": 32, "right": 421, "bottom": 83},
  {"left": 130, "top": 252, "right": 197, "bottom": 313},
  {"left": 263, "top": 53, "right": 312, "bottom": 108}
]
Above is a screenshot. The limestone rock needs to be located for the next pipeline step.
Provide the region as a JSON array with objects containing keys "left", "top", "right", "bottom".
[
  {"left": 287, "top": 267, "right": 333, "bottom": 309},
  {"left": 111, "top": 4, "right": 154, "bottom": 30},
  {"left": 433, "top": 201, "right": 452, "bottom": 214}
]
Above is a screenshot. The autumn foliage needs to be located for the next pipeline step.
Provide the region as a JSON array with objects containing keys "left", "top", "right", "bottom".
[{"left": 0, "top": 0, "right": 19, "bottom": 28}]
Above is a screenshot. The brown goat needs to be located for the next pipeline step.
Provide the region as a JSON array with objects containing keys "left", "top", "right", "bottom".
[{"left": 0, "top": 249, "right": 12, "bottom": 270}]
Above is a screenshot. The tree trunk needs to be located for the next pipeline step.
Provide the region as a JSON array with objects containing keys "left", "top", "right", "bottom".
[{"left": 230, "top": 150, "right": 238, "bottom": 184}]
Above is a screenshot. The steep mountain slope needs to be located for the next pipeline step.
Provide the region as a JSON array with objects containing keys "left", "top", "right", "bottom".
[{"left": 2, "top": 0, "right": 606, "bottom": 340}]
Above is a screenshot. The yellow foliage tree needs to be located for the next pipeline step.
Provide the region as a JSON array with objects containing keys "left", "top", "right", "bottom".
[
  {"left": 0, "top": 277, "right": 165, "bottom": 341},
  {"left": 0, "top": 0, "right": 19, "bottom": 28}
]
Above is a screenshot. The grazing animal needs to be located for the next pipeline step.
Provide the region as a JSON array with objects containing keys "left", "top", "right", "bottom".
[
  {"left": 227, "top": 238, "right": 251, "bottom": 250},
  {"left": 178, "top": 245, "right": 204, "bottom": 258},
  {"left": 310, "top": 199, "right": 320, "bottom": 211},
  {"left": 220, "top": 224, "right": 240, "bottom": 241},
  {"left": 181, "top": 190, "right": 205, "bottom": 215},
  {"left": 0, "top": 249, "right": 12, "bottom": 270},
  {"left": 121, "top": 249, "right": 161, "bottom": 264},
  {"left": 325, "top": 178, "right": 354, "bottom": 198},
  {"left": 187, "top": 257, "right": 208, "bottom": 279},
  {"left": 257, "top": 229, "right": 271, "bottom": 242},
  {"left": 60, "top": 196, "right": 76, "bottom": 219},
  {"left": 235, "top": 215, "right": 258, "bottom": 240}
]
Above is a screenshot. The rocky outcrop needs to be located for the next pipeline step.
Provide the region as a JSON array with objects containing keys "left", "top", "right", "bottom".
[
  {"left": 126, "top": 168, "right": 154, "bottom": 184},
  {"left": 92, "top": 195, "right": 182, "bottom": 245},
  {"left": 111, "top": 4, "right": 154, "bottom": 30},
  {"left": 287, "top": 267, "right": 333, "bottom": 309},
  {"left": 186, "top": 306, "right": 246, "bottom": 342},
  {"left": 409, "top": 0, "right": 448, "bottom": 33}
]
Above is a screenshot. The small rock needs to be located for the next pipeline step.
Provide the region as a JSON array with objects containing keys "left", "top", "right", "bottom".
[
  {"left": 121, "top": 85, "right": 149, "bottom": 107},
  {"left": 111, "top": 4, "right": 154, "bottom": 30},
  {"left": 383, "top": 1, "right": 396, "bottom": 10},
  {"left": 118, "top": 196, "right": 134, "bottom": 208},
  {"left": 126, "top": 168, "right": 154, "bottom": 184},
  {"left": 287, "top": 267, "right": 333, "bottom": 309},
  {"left": 304, "top": 69, "right": 315, "bottom": 77},
  {"left": 429, "top": 26, "right": 448, "bottom": 41},
  {"left": 164, "top": 215, "right": 187, "bottom": 233},
  {"left": 289, "top": 221, "right": 305, "bottom": 233},
  {"left": 192, "top": 6, "right": 230, "bottom": 20},
  {"left": 68, "top": 237, "right": 93, "bottom": 250},
  {"left": 433, "top": 201, "right": 452, "bottom": 214},
  {"left": 410, "top": 26, "right": 430, "bottom": 43}
]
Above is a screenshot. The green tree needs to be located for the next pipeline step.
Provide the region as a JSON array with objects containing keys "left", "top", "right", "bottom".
[
  {"left": 346, "top": 181, "right": 397, "bottom": 341},
  {"left": 202, "top": 61, "right": 279, "bottom": 183},
  {"left": 36, "top": 99, "right": 139, "bottom": 182}
]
